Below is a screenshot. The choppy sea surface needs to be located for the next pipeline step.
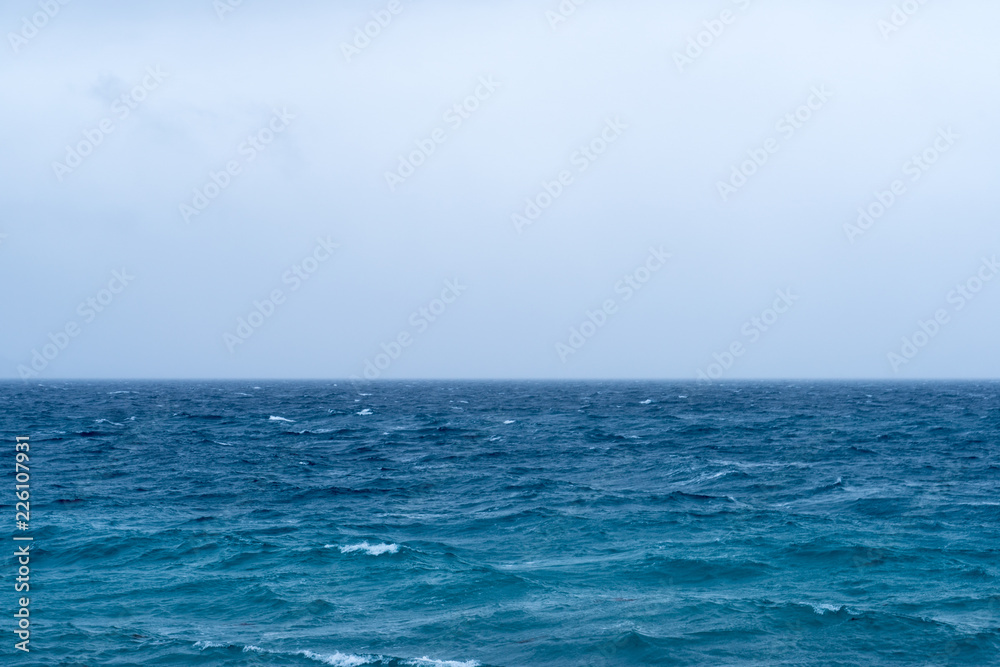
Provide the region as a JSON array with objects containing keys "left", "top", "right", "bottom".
[{"left": 1, "top": 381, "right": 999, "bottom": 666}]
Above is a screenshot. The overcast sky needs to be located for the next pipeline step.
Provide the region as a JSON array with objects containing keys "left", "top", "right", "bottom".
[{"left": 1, "top": 0, "right": 998, "bottom": 380}]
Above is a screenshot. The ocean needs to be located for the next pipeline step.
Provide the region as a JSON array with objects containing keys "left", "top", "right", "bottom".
[{"left": 2, "top": 381, "right": 998, "bottom": 665}]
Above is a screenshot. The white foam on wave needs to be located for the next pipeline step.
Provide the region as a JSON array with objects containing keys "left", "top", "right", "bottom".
[
  {"left": 804, "top": 602, "right": 848, "bottom": 615},
  {"left": 503, "top": 419, "right": 515, "bottom": 424},
  {"left": 269, "top": 416, "right": 295, "bottom": 422},
  {"left": 95, "top": 418, "right": 124, "bottom": 426},
  {"left": 357, "top": 409, "right": 373, "bottom": 416},
  {"left": 200, "top": 642, "right": 373, "bottom": 666},
  {"left": 337, "top": 541, "right": 399, "bottom": 556},
  {"left": 299, "top": 649, "right": 478, "bottom": 667},
  {"left": 217, "top": 642, "right": 476, "bottom": 667},
  {"left": 300, "top": 650, "right": 372, "bottom": 666},
  {"left": 640, "top": 399, "right": 652, "bottom": 405}
]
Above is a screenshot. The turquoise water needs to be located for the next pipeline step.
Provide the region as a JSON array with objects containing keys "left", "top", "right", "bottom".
[{"left": 2, "top": 381, "right": 999, "bottom": 665}]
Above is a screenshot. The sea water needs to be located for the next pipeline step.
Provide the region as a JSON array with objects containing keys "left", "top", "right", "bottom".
[{"left": 1, "top": 381, "right": 998, "bottom": 665}]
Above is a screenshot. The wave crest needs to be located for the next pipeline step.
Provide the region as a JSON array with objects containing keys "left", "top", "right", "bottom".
[{"left": 334, "top": 541, "right": 400, "bottom": 556}]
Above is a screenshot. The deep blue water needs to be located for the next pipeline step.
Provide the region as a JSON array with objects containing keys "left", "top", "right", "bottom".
[{"left": 1, "top": 381, "right": 999, "bottom": 666}]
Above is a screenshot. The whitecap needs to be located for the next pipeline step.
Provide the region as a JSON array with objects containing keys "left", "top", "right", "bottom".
[
  {"left": 405, "top": 658, "right": 480, "bottom": 667},
  {"left": 107, "top": 390, "right": 131, "bottom": 395},
  {"left": 208, "top": 643, "right": 384, "bottom": 667},
  {"left": 806, "top": 603, "right": 848, "bottom": 615},
  {"left": 357, "top": 409, "right": 373, "bottom": 416},
  {"left": 338, "top": 541, "right": 399, "bottom": 556},
  {"left": 269, "top": 416, "right": 295, "bottom": 422},
  {"left": 95, "top": 419, "right": 124, "bottom": 426},
  {"left": 300, "top": 650, "right": 371, "bottom": 666},
  {"left": 640, "top": 399, "right": 652, "bottom": 405},
  {"left": 503, "top": 419, "right": 515, "bottom": 424}
]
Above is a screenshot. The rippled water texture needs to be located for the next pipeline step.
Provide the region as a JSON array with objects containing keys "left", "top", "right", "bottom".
[{"left": 1, "top": 381, "right": 998, "bottom": 665}]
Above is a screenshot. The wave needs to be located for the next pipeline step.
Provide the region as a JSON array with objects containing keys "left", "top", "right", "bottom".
[
  {"left": 649, "top": 490, "right": 736, "bottom": 503},
  {"left": 269, "top": 416, "right": 295, "bottom": 422},
  {"left": 812, "top": 477, "right": 844, "bottom": 493},
  {"left": 198, "top": 641, "right": 478, "bottom": 667},
  {"left": 333, "top": 541, "right": 399, "bottom": 556},
  {"left": 677, "top": 470, "right": 750, "bottom": 486},
  {"left": 802, "top": 602, "right": 851, "bottom": 615},
  {"left": 298, "top": 650, "right": 370, "bottom": 666},
  {"left": 300, "top": 649, "right": 478, "bottom": 667}
]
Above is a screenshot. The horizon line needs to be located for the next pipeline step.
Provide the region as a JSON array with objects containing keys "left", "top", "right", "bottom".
[{"left": 3, "top": 378, "right": 1000, "bottom": 383}]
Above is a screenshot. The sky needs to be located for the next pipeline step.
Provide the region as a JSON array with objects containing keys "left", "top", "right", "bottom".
[{"left": 1, "top": 0, "right": 999, "bottom": 380}]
